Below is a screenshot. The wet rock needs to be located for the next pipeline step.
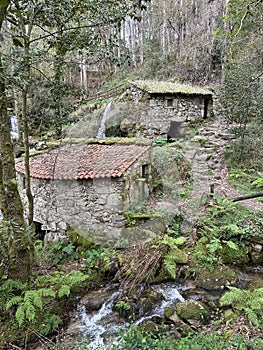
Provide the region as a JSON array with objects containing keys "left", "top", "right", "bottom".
[
  {"left": 81, "top": 285, "right": 119, "bottom": 311},
  {"left": 181, "top": 288, "right": 220, "bottom": 311},
  {"left": 176, "top": 300, "right": 211, "bottom": 323},
  {"left": 164, "top": 307, "right": 186, "bottom": 327},
  {"left": 195, "top": 265, "right": 237, "bottom": 290},
  {"left": 135, "top": 287, "right": 164, "bottom": 316}
]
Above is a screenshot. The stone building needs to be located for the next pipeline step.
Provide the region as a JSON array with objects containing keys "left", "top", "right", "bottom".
[
  {"left": 16, "top": 142, "right": 152, "bottom": 243},
  {"left": 118, "top": 80, "right": 213, "bottom": 139}
]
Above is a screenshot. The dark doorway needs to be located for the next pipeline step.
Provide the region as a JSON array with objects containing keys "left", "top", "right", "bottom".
[{"left": 34, "top": 221, "right": 47, "bottom": 240}]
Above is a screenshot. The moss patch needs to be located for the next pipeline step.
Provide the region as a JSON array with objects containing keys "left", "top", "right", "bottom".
[
  {"left": 195, "top": 265, "right": 237, "bottom": 290},
  {"left": 176, "top": 300, "right": 211, "bottom": 323},
  {"left": 130, "top": 80, "right": 212, "bottom": 96}
]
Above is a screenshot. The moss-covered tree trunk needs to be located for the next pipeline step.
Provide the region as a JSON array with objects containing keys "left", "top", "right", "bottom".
[
  {"left": 0, "top": 2, "right": 34, "bottom": 282},
  {"left": 20, "top": 15, "right": 34, "bottom": 226}
]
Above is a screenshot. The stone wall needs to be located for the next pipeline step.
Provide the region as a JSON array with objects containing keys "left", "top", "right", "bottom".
[
  {"left": 17, "top": 149, "right": 151, "bottom": 243},
  {"left": 118, "top": 87, "right": 213, "bottom": 138}
]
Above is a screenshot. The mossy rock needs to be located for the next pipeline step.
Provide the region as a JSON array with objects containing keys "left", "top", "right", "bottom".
[
  {"left": 224, "top": 309, "right": 238, "bottom": 322},
  {"left": 218, "top": 244, "right": 249, "bottom": 264},
  {"left": 164, "top": 306, "right": 175, "bottom": 318},
  {"left": 176, "top": 300, "right": 211, "bottom": 323},
  {"left": 67, "top": 229, "right": 98, "bottom": 250},
  {"left": 169, "top": 247, "right": 188, "bottom": 264},
  {"left": 139, "top": 320, "right": 163, "bottom": 334},
  {"left": 119, "top": 219, "right": 166, "bottom": 248},
  {"left": 250, "top": 251, "right": 263, "bottom": 264},
  {"left": 195, "top": 265, "right": 237, "bottom": 290},
  {"left": 147, "top": 264, "right": 176, "bottom": 284}
]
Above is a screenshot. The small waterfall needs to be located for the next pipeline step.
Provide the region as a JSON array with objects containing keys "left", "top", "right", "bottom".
[
  {"left": 96, "top": 101, "right": 112, "bottom": 138},
  {"left": 136, "top": 282, "right": 186, "bottom": 325},
  {"left": 9, "top": 115, "right": 19, "bottom": 139},
  {"left": 77, "top": 290, "right": 124, "bottom": 348}
]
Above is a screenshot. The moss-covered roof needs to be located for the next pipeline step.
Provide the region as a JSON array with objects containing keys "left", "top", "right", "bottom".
[{"left": 130, "top": 80, "right": 212, "bottom": 96}]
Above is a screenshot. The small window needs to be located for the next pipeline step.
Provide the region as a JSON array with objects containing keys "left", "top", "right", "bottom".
[{"left": 166, "top": 98, "right": 174, "bottom": 108}]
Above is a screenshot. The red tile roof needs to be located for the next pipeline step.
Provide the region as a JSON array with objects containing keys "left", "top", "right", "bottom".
[{"left": 16, "top": 143, "right": 150, "bottom": 180}]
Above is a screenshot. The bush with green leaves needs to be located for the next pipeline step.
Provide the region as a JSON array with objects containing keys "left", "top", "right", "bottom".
[{"left": 35, "top": 239, "right": 79, "bottom": 266}]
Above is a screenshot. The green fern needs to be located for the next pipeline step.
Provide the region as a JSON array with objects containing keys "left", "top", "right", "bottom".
[
  {"left": 163, "top": 253, "right": 177, "bottom": 279},
  {"left": 38, "top": 313, "right": 62, "bottom": 335},
  {"left": 6, "top": 288, "right": 54, "bottom": 326},
  {"left": 5, "top": 295, "right": 23, "bottom": 309},
  {"left": 0, "top": 279, "right": 27, "bottom": 311},
  {"left": 220, "top": 287, "right": 263, "bottom": 328},
  {"left": 58, "top": 284, "right": 71, "bottom": 298},
  {"left": 252, "top": 172, "right": 263, "bottom": 189}
]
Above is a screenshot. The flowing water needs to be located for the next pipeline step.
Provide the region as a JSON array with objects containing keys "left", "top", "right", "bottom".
[
  {"left": 76, "top": 282, "right": 186, "bottom": 348},
  {"left": 9, "top": 115, "right": 19, "bottom": 139},
  {"left": 96, "top": 101, "right": 112, "bottom": 138},
  {"left": 77, "top": 290, "right": 124, "bottom": 348}
]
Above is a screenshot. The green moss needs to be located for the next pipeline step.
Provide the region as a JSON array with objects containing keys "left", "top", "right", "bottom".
[
  {"left": 67, "top": 229, "right": 98, "bottom": 250},
  {"left": 164, "top": 306, "right": 175, "bottom": 318},
  {"left": 218, "top": 244, "right": 249, "bottom": 264},
  {"left": 176, "top": 300, "right": 211, "bottom": 323},
  {"left": 130, "top": 80, "right": 212, "bottom": 96},
  {"left": 169, "top": 247, "right": 188, "bottom": 264},
  {"left": 139, "top": 92, "right": 150, "bottom": 102}
]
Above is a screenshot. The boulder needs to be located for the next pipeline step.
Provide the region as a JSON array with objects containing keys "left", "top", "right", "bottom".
[
  {"left": 176, "top": 300, "right": 211, "bottom": 323},
  {"left": 170, "top": 247, "right": 188, "bottom": 264},
  {"left": 195, "top": 265, "right": 236, "bottom": 290}
]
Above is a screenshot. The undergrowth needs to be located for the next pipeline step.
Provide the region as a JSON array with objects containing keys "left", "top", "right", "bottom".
[
  {"left": 71, "top": 327, "right": 263, "bottom": 349},
  {"left": 194, "top": 197, "right": 263, "bottom": 269},
  {"left": 220, "top": 287, "right": 263, "bottom": 328}
]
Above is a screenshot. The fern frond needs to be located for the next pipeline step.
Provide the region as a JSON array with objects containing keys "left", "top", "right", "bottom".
[
  {"left": 220, "top": 287, "right": 243, "bottom": 306},
  {"left": 163, "top": 254, "right": 176, "bottom": 279},
  {"left": 244, "top": 307, "right": 260, "bottom": 327},
  {"left": 0, "top": 279, "right": 27, "bottom": 292},
  {"left": 24, "top": 301, "right": 36, "bottom": 323},
  {"left": 38, "top": 288, "right": 56, "bottom": 298},
  {"left": 15, "top": 306, "right": 26, "bottom": 327},
  {"left": 6, "top": 296, "right": 23, "bottom": 310},
  {"left": 58, "top": 285, "right": 70, "bottom": 298}
]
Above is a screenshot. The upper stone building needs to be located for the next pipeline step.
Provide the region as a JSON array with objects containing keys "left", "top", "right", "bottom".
[{"left": 116, "top": 80, "right": 213, "bottom": 139}]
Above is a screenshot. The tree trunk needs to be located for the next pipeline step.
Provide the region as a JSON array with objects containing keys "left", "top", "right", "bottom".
[
  {"left": 21, "top": 37, "right": 34, "bottom": 226},
  {"left": 0, "top": 3, "right": 34, "bottom": 282}
]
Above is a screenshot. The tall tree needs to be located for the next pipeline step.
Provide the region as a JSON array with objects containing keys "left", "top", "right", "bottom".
[
  {"left": 219, "top": 0, "right": 263, "bottom": 159},
  {"left": 0, "top": 0, "right": 34, "bottom": 282}
]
